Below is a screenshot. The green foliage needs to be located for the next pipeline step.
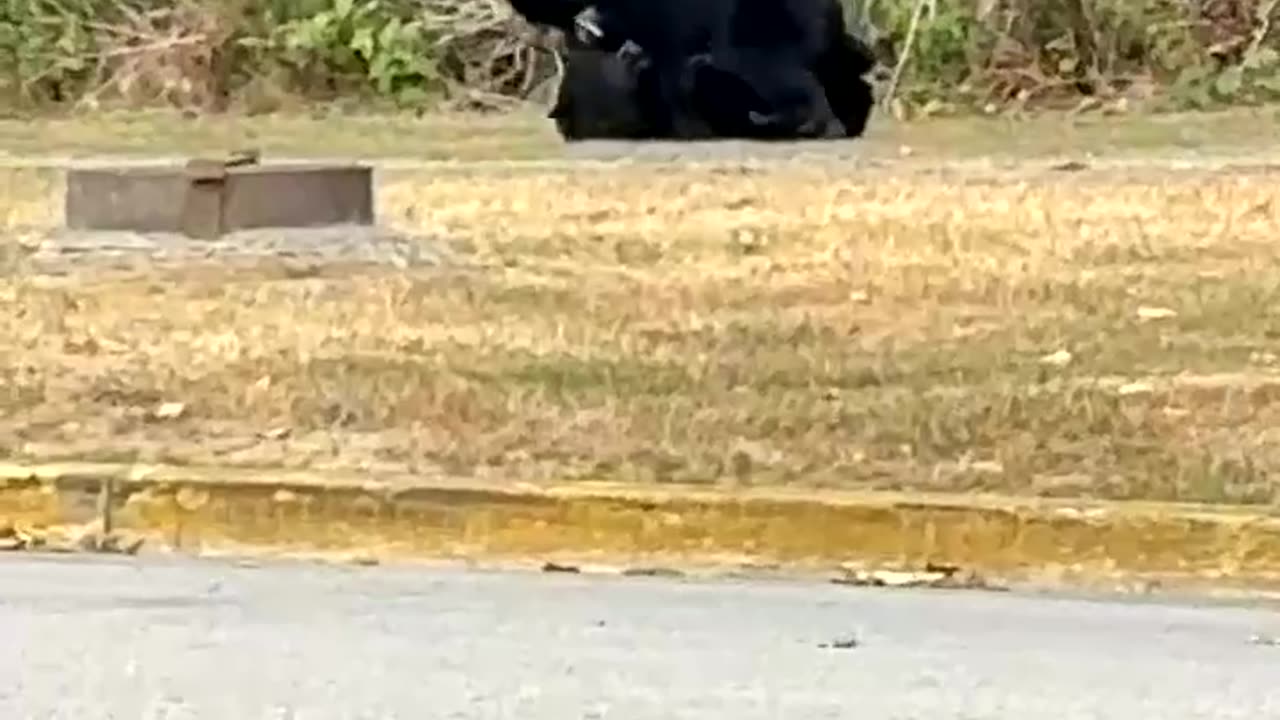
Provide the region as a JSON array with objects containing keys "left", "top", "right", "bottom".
[
  {"left": 0, "top": 0, "right": 462, "bottom": 109},
  {"left": 859, "top": 0, "right": 1280, "bottom": 112},
  {"left": 2, "top": 0, "right": 105, "bottom": 103},
  {"left": 1172, "top": 46, "right": 1280, "bottom": 108},
  {"left": 869, "top": 0, "right": 988, "bottom": 98},
  {"left": 2, "top": 0, "right": 1279, "bottom": 112},
  {"left": 252, "top": 0, "right": 445, "bottom": 104}
]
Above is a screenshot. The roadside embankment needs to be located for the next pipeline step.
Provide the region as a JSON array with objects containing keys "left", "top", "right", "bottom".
[{"left": 3, "top": 463, "right": 1278, "bottom": 595}]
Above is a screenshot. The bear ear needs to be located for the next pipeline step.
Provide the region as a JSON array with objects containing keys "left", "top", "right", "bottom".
[
  {"left": 684, "top": 53, "right": 716, "bottom": 73},
  {"left": 680, "top": 53, "right": 718, "bottom": 94},
  {"left": 572, "top": 6, "right": 605, "bottom": 45}
]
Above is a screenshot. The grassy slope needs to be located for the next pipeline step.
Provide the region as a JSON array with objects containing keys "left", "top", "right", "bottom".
[{"left": 2, "top": 106, "right": 1280, "bottom": 503}]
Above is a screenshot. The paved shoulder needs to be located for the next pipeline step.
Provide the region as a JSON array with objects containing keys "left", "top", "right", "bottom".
[{"left": 1, "top": 555, "right": 1277, "bottom": 719}]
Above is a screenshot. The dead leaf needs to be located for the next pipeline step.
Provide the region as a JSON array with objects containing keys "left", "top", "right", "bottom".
[
  {"left": 832, "top": 563, "right": 1006, "bottom": 591},
  {"left": 175, "top": 486, "right": 210, "bottom": 511},
  {"left": 153, "top": 401, "right": 187, "bottom": 420},
  {"left": 261, "top": 426, "right": 292, "bottom": 440},
  {"left": 1040, "top": 349, "right": 1073, "bottom": 367},
  {"left": 1118, "top": 381, "right": 1155, "bottom": 396},
  {"left": 272, "top": 489, "right": 299, "bottom": 504},
  {"left": 1050, "top": 159, "right": 1090, "bottom": 172},
  {"left": 103, "top": 532, "right": 146, "bottom": 555},
  {"left": 1136, "top": 306, "right": 1178, "bottom": 320}
]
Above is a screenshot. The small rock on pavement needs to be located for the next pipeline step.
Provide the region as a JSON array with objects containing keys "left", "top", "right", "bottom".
[{"left": 818, "top": 635, "right": 860, "bottom": 650}]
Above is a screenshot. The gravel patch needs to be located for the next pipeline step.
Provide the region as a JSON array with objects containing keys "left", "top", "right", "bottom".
[{"left": 10, "top": 223, "right": 454, "bottom": 276}]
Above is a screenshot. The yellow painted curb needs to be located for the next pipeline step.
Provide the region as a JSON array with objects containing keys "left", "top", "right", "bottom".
[{"left": 2, "top": 462, "right": 1280, "bottom": 585}]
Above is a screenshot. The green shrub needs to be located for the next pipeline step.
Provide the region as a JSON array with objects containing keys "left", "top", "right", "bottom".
[{"left": 1, "top": 0, "right": 1278, "bottom": 113}]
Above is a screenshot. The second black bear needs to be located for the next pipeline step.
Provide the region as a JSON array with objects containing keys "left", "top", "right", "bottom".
[
  {"left": 547, "top": 46, "right": 668, "bottom": 140},
  {"left": 508, "top": 0, "right": 876, "bottom": 139}
]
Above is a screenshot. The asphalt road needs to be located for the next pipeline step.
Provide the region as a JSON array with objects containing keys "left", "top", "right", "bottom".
[{"left": 1, "top": 555, "right": 1278, "bottom": 719}]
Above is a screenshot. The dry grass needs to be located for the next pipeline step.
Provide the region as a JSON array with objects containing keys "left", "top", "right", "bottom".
[{"left": 4, "top": 156, "right": 1280, "bottom": 504}]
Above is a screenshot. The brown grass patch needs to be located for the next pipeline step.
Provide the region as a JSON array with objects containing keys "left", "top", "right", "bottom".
[{"left": 3, "top": 161, "right": 1280, "bottom": 504}]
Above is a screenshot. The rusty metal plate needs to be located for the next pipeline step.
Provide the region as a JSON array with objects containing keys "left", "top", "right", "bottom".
[{"left": 65, "top": 160, "right": 374, "bottom": 239}]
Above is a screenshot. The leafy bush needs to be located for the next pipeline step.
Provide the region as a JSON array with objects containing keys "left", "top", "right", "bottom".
[
  {"left": 1, "top": 0, "right": 1278, "bottom": 113},
  {"left": 0, "top": 0, "right": 556, "bottom": 111},
  {"left": 858, "top": 0, "right": 1280, "bottom": 112}
]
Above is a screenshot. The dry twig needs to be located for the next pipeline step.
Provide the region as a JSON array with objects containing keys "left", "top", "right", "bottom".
[{"left": 881, "top": 0, "right": 937, "bottom": 109}]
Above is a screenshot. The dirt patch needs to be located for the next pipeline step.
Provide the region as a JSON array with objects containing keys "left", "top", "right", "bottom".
[{"left": 2, "top": 106, "right": 1278, "bottom": 165}]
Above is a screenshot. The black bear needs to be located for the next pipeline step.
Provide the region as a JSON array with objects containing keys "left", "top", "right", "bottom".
[
  {"left": 681, "top": 49, "right": 847, "bottom": 140},
  {"left": 547, "top": 45, "right": 668, "bottom": 140},
  {"left": 507, "top": 0, "right": 875, "bottom": 140},
  {"left": 805, "top": 0, "right": 878, "bottom": 137},
  {"left": 506, "top": 0, "right": 597, "bottom": 32},
  {"left": 594, "top": 0, "right": 876, "bottom": 139},
  {"left": 548, "top": 43, "right": 843, "bottom": 141}
]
